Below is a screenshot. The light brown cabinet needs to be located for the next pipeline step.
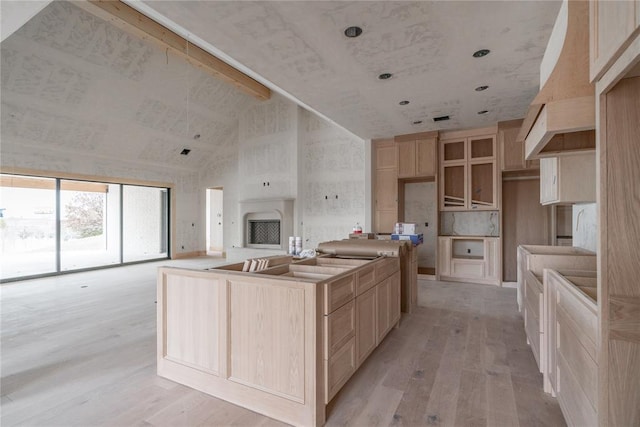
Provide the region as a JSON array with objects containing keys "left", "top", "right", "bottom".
[
  {"left": 544, "top": 270, "right": 598, "bottom": 425},
  {"left": 355, "top": 286, "right": 376, "bottom": 365},
  {"left": 374, "top": 139, "right": 398, "bottom": 233},
  {"left": 590, "top": 0, "right": 640, "bottom": 81},
  {"left": 375, "top": 271, "right": 401, "bottom": 345},
  {"left": 539, "top": 152, "right": 596, "bottom": 205},
  {"left": 437, "top": 236, "right": 501, "bottom": 285},
  {"left": 499, "top": 119, "right": 539, "bottom": 171},
  {"left": 440, "top": 133, "right": 498, "bottom": 210},
  {"left": 396, "top": 135, "right": 437, "bottom": 179}
]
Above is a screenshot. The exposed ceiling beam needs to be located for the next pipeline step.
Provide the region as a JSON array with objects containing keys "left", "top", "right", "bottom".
[{"left": 75, "top": 0, "right": 271, "bottom": 101}]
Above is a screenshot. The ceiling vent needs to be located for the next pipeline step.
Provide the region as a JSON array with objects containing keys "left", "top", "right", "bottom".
[{"left": 433, "top": 115, "right": 450, "bottom": 122}]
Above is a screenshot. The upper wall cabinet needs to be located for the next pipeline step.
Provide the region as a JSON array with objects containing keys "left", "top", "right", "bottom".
[
  {"left": 540, "top": 152, "right": 596, "bottom": 205},
  {"left": 590, "top": 0, "right": 640, "bottom": 82},
  {"left": 517, "top": 0, "right": 595, "bottom": 160},
  {"left": 499, "top": 119, "right": 539, "bottom": 171},
  {"left": 440, "top": 128, "right": 498, "bottom": 211},
  {"left": 395, "top": 132, "right": 438, "bottom": 179}
]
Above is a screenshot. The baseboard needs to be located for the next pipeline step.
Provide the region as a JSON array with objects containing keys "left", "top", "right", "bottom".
[
  {"left": 502, "top": 281, "right": 517, "bottom": 289},
  {"left": 173, "top": 250, "right": 206, "bottom": 259}
]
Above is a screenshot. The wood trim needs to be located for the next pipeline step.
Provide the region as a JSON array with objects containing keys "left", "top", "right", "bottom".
[
  {"left": 523, "top": 96, "right": 595, "bottom": 160},
  {"left": 172, "top": 250, "right": 206, "bottom": 259},
  {"left": 595, "top": 32, "right": 640, "bottom": 95},
  {"left": 0, "top": 166, "right": 173, "bottom": 188},
  {"left": 393, "top": 131, "right": 439, "bottom": 143},
  {"left": 75, "top": 0, "right": 270, "bottom": 100},
  {"left": 439, "top": 125, "right": 497, "bottom": 141}
]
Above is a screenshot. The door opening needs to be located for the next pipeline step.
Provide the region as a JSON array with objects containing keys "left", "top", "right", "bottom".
[{"left": 206, "top": 187, "right": 224, "bottom": 255}]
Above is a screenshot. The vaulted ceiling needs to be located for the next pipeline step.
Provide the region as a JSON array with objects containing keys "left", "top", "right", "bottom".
[
  {"left": 1, "top": 1, "right": 562, "bottom": 172},
  {"left": 1, "top": 1, "right": 259, "bottom": 172},
  {"left": 137, "top": 0, "right": 562, "bottom": 138}
]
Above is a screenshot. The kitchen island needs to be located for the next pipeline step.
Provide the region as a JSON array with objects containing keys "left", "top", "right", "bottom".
[{"left": 157, "top": 253, "right": 400, "bottom": 426}]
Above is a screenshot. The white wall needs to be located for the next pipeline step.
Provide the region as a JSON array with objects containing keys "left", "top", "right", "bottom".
[
  {"left": 200, "top": 95, "right": 366, "bottom": 254},
  {"left": 298, "top": 108, "right": 366, "bottom": 250}
]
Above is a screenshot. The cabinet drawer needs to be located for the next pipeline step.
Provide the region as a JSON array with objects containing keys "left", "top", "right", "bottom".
[
  {"left": 557, "top": 312, "right": 598, "bottom": 409},
  {"left": 451, "top": 259, "right": 485, "bottom": 278},
  {"left": 557, "top": 286, "right": 597, "bottom": 359},
  {"left": 356, "top": 264, "right": 376, "bottom": 295},
  {"left": 323, "top": 273, "right": 356, "bottom": 315},
  {"left": 524, "top": 272, "right": 542, "bottom": 325},
  {"left": 525, "top": 308, "right": 541, "bottom": 371},
  {"left": 557, "top": 350, "right": 597, "bottom": 426},
  {"left": 375, "top": 257, "right": 398, "bottom": 281},
  {"left": 324, "top": 300, "right": 355, "bottom": 360},
  {"left": 325, "top": 336, "right": 356, "bottom": 403}
]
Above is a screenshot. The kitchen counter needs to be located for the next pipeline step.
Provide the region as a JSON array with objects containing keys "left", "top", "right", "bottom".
[{"left": 157, "top": 253, "right": 400, "bottom": 426}]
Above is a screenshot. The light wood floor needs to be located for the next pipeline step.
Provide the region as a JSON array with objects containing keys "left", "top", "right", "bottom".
[{"left": 1, "top": 257, "right": 565, "bottom": 426}]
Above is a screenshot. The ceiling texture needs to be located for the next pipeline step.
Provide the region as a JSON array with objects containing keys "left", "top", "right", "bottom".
[
  {"left": 1, "top": 0, "right": 562, "bottom": 173},
  {"left": 137, "top": 0, "right": 562, "bottom": 139}
]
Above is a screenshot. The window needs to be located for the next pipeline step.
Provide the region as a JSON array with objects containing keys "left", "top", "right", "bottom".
[{"left": 0, "top": 174, "right": 170, "bottom": 282}]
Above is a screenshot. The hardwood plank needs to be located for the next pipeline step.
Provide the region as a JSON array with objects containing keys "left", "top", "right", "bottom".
[
  {"left": 454, "top": 369, "right": 487, "bottom": 427},
  {"left": 1, "top": 265, "right": 564, "bottom": 427}
]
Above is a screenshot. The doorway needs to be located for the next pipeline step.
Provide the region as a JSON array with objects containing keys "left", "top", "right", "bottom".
[
  {"left": 206, "top": 187, "right": 224, "bottom": 255},
  {"left": 402, "top": 181, "right": 437, "bottom": 275}
]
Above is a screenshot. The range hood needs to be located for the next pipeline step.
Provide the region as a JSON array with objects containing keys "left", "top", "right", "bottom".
[{"left": 517, "top": 0, "right": 595, "bottom": 160}]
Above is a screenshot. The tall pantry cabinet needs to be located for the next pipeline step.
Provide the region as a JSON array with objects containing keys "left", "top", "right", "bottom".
[
  {"left": 373, "top": 139, "right": 397, "bottom": 233},
  {"left": 590, "top": 0, "right": 640, "bottom": 424}
]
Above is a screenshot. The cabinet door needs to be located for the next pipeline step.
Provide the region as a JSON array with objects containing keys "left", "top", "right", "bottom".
[
  {"left": 500, "top": 126, "right": 525, "bottom": 171},
  {"left": 438, "top": 237, "right": 451, "bottom": 277},
  {"left": 484, "top": 238, "right": 500, "bottom": 284},
  {"left": 442, "top": 139, "right": 466, "bottom": 162},
  {"left": 356, "top": 286, "right": 377, "bottom": 365},
  {"left": 416, "top": 138, "right": 436, "bottom": 177},
  {"left": 375, "top": 168, "right": 397, "bottom": 211},
  {"left": 540, "top": 157, "right": 558, "bottom": 204},
  {"left": 376, "top": 278, "right": 390, "bottom": 344},
  {"left": 469, "top": 161, "right": 496, "bottom": 209},
  {"left": 442, "top": 164, "right": 466, "bottom": 209},
  {"left": 375, "top": 210, "right": 397, "bottom": 234},
  {"left": 376, "top": 143, "right": 397, "bottom": 169},
  {"left": 397, "top": 141, "right": 416, "bottom": 178},
  {"left": 388, "top": 271, "right": 401, "bottom": 326},
  {"left": 469, "top": 135, "right": 495, "bottom": 160}
]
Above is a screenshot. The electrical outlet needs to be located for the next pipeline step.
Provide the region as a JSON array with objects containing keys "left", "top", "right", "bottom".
[
  {"left": 181, "top": 245, "right": 185, "bottom": 249},
  {"left": 425, "top": 222, "right": 429, "bottom": 227},
  {"left": 467, "top": 248, "right": 471, "bottom": 254}
]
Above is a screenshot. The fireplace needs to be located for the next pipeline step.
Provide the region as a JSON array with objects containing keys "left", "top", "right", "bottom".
[{"left": 239, "top": 199, "right": 294, "bottom": 250}]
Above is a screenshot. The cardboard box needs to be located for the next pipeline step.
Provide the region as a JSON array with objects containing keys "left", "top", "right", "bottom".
[
  {"left": 349, "top": 233, "right": 375, "bottom": 239},
  {"left": 391, "top": 233, "right": 423, "bottom": 245},
  {"left": 394, "top": 223, "right": 417, "bottom": 235}
]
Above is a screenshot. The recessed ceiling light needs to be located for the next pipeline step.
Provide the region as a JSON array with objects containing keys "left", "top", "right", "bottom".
[
  {"left": 412, "top": 120, "right": 423, "bottom": 125},
  {"left": 378, "top": 73, "right": 393, "bottom": 80},
  {"left": 180, "top": 148, "right": 191, "bottom": 155},
  {"left": 433, "top": 115, "right": 450, "bottom": 122},
  {"left": 473, "top": 49, "right": 490, "bottom": 58},
  {"left": 478, "top": 110, "right": 489, "bottom": 115},
  {"left": 344, "top": 26, "right": 363, "bottom": 38},
  {"left": 399, "top": 100, "right": 410, "bottom": 105},
  {"left": 475, "top": 85, "right": 489, "bottom": 91}
]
